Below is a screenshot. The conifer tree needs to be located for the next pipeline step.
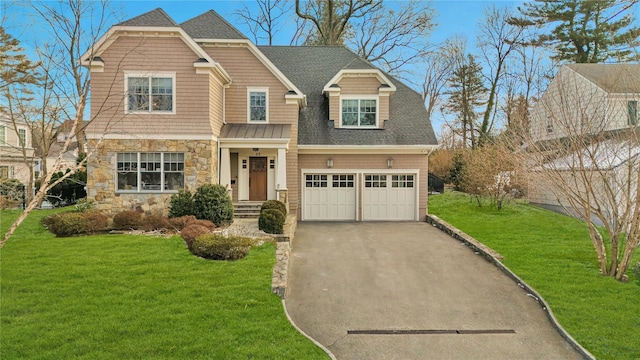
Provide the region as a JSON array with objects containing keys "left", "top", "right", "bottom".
[{"left": 510, "top": 0, "right": 640, "bottom": 63}]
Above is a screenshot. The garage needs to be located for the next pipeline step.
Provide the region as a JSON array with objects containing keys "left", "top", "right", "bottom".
[
  {"left": 302, "top": 173, "right": 356, "bottom": 220},
  {"left": 362, "top": 174, "right": 416, "bottom": 221}
]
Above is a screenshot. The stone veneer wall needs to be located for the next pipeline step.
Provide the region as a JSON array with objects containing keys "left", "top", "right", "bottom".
[{"left": 87, "top": 139, "right": 217, "bottom": 214}]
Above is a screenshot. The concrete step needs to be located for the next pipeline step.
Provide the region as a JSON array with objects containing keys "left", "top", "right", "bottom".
[{"left": 233, "top": 202, "right": 263, "bottom": 218}]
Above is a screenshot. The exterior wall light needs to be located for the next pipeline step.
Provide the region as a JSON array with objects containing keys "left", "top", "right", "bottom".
[
  {"left": 327, "top": 157, "right": 334, "bottom": 168},
  {"left": 387, "top": 157, "right": 394, "bottom": 168}
]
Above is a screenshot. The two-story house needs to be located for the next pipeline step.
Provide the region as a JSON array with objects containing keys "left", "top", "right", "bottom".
[
  {"left": 83, "top": 8, "right": 437, "bottom": 221},
  {"left": 528, "top": 64, "right": 640, "bottom": 212},
  {"left": 0, "top": 114, "right": 35, "bottom": 186}
]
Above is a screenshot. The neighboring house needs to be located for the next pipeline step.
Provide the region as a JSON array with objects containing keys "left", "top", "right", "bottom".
[
  {"left": 0, "top": 114, "right": 35, "bottom": 186},
  {"left": 83, "top": 8, "right": 438, "bottom": 221},
  {"left": 33, "top": 120, "right": 87, "bottom": 178},
  {"left": 528, "top": 64, "right": 640, "bottom": 213}
]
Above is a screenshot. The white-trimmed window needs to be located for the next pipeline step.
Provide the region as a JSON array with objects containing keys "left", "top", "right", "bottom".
[
  {"left": 18, "top": 128, "right": 26, "bottom": 147},
  {"left": 365, "top": 174, "right": 387, "bottom": 188},
  {"left": 628, "top": 100, "right": 638, "bottom": 126},
  {"left": 125, "top": 72, "right": 175, "bottom": 114},
  {"left": 341, "top": 98, "right": 377, "bottom": 127},
  {"left": 0, "top": 125, "right": 6, "bottom": 144},
  {"left": 305, "top": 174, "right": 327, "bottom": 188},
  {"left": 392, "top": 175, "right": 414, "bottom": 188},
  {"left": 248, "top": 88, "right": 268, "bottom": 122},
  {"left": 116, "top": 152, "right": 184, "bottom": 192},
  {"left": 0, "top": 166, "right": 8, "bottom": 178}
]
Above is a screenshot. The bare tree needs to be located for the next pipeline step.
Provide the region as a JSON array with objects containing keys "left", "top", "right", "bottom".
[
  {"left": 1, "top": 0, "right": 118, "bottom": 247},
  {"left": 421, "top": 36, "right": 465, "bottom": 121},
  {"left": 477, "top": 5, "right": 524, "bottom": 147},
  {"left": 234, "top": 0, "right": 291, "bottom": 45},
  {"left": 295, "top": 0, "right": 381, "bottom": 45},
  {"left": 524, "top": 65, "right": 640, "bottom": 280},
  {"left": 347, "top": 0, "right": 434, "bottom": 76}
]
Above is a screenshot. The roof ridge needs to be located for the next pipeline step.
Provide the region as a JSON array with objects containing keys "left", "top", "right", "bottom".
[
  {"left": 117, "top": 8, "right": 178, "bottom": 27},
  {"left": 180, "top": 9, "right": 248, "bottom": 40}
]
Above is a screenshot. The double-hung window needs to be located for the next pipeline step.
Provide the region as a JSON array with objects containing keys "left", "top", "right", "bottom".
[
  {"left": 0, "top": 125, "right": 6, "bottom": 144},
  {"left": 248, "top": 88, "right": 268, "bottom": 122},
  {"left": 126, "top": 72, "right": 175, "bottom": 113},
  {"left": 628, "top": 100, "right": 638, "bottom": 126},
  {"left": 18, "top": 129, "right": 26, "bottom": 147},
  {"left": 341, "top": 98, "right": 377, "bottom": 127},
  {"left": 117, "top": 152, "right": 184, "bottom": 192}
]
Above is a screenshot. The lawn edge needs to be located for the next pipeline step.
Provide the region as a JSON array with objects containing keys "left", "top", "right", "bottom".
[
  {"left": 426, "top": 214, "right": 596, "bottom": 360},
  {"left": 282, "top": 299, "right": 337, "bottom": 360}
]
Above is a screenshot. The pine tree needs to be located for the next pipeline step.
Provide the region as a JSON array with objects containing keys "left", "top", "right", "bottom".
[
  {"left": 443, "top": 54, "right": 487, "bottom": 149},
  {"left": 510, "top": 0, "right": 640, "bottom": 63}
]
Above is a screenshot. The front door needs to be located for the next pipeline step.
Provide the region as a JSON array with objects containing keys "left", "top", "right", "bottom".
[{"left": 249, "top": 157, "right": 267, "bottom": 201}]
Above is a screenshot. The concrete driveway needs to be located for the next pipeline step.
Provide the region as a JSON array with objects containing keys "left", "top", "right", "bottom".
[{"left": 285, "top": 222, "right": 583, "bottom": 360}]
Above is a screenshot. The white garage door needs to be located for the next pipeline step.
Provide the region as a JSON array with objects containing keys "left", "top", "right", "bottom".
[
  {"left": 303, "top": 174, "right": 356, "bottom": 220},
  {"left": 363, "top": 174, "right": 416, "bottom": 221}
]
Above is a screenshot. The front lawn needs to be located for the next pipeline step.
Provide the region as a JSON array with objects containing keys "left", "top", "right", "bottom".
[
  {"left": 0, "top": 209, "right": 327, "bottom": 359},
  {"left": 429, "top": 192, "right": 640, "bottom": 360}
]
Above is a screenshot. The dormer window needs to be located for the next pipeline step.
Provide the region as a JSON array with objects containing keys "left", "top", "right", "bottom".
[
  {"left": 341, "top": 98, "right": 377, "bottom": 127},
  {"left": 248, "top": 88, "right": 268, "bottom": 122}
]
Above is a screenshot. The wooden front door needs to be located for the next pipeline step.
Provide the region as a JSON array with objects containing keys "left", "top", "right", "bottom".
[{"left": 249, "top": 157, "right": 267, "bottom": 201}]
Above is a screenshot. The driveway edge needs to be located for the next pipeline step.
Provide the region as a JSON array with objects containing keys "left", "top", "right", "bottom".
[
  {"left": 426, "top": 214, "right": 595, "bottom": 360},
  {"left": 282, "top": 300, "right": 337, "bottom": 360}
]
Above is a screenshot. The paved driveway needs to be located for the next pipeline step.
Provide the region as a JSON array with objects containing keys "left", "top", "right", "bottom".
[{"left": 286, "top": 222, "right": 583, "bottom": 360}]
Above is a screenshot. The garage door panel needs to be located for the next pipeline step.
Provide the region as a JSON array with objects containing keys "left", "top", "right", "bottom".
[
  {"left": 303, "top": 173, "right": 356, "bottom": 221},
  {"left": 363, "top": 174, "right": 416, "bottom": 221}
]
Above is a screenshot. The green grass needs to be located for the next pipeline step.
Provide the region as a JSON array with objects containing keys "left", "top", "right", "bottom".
[
  {"left": 429, "top": 192, "right": 640, "bottom": 360},
  {"left": 0, "top": 209, "right": 327, "bottom": 360}
]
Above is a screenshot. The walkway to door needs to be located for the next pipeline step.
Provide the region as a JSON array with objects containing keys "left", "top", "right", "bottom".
[{"left": 285, "top": 222, "right": 583, "bottom": 359}]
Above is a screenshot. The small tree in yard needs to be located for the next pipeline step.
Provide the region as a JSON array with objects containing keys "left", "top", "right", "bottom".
[
  {"left": 461, "top": 143, "right": 524, "bottom": 210},
  {"left": 524, "top": 65, "right": 640, "bottom": 281}
]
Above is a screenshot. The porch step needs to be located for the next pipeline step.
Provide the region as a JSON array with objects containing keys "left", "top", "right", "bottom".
[{"left": 234, "top": 202, "right": 263, "bottom": 218}]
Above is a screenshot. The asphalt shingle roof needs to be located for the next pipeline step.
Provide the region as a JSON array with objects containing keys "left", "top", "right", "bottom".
[
  {"left": 117, "top": 8, "right": 177, "bottom": 27},
  {"left": 258, "top": 46, "right": 437, "bottom": 146},
  {"left": 180, "top": 10, "right": 248, "bottom": 40},
  {"left": 567, "top": 64, "right": 640, "bottom": 94}
]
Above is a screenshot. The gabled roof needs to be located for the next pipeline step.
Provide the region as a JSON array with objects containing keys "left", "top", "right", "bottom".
[
  {"left": 117, "top": 8, "right": 177, "bottom": 27},
  {"left": 181, "top": 10, "right": 248, "bottom": 40},
  {"left": 567, "top": 64, "right": 640, "bottom": 94},
  {"left": 259, "top": 46, "right": 437, "bottom": 147}
]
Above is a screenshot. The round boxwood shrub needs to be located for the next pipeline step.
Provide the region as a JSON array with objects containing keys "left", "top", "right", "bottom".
[
  {"left": 169, "top": 190, "right": 194, "bottom": 218},
  {"left": 112, "top": 210, "right": 143, "bottom": 230},
  {"left": 190, "top": 233, "right": 255, "bottom": 260},
  {"left": 259, "top": 208, "right": 285, "bottom": 234},
  {"left": 260, "top": 200, "right": 286, "bottom": 216},
  {"left": 193, "top": 184, "right": 233, "bottom": 227}
]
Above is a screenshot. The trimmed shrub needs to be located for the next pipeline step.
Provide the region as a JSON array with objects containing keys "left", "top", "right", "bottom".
[
  {"left": 260, "top": 200, "right": 286, "bottom": 216},
  {"left": 112, "top": 210, "right": 143, "bottom": 230},
  {"left": 142, "top": 214, "right": 171, "bottom": 232},
  {"left": 187, "top": 219, "right": 216, "bottom": 231},
  {"left": 168, "top": 215, "right": 198, "bottom": 231},
  {"left": 41, "top": 211, "right": 109, "bottom": 237},
  {"left": 190, "top": 233, "right": 255, "bottom": 260},
  {"left": 169, "top": 190, "right": 194, "bottom": 218},
  {"left": 193, "top": 184, "right": 234, "bottom": 227},
  {"left": 0, "top": 178, "right": 24, "bottom": 209},
  {"left": 259, "top": 208, "right": 285, "bottom": 234},
  {"left": 180, "top": 224, "right": 212, "bottom": 250},
  {"left": 83, "top": 211, "right": 110, "bottom": 233}
]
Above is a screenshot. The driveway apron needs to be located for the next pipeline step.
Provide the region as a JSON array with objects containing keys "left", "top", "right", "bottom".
[{"left": 286, "top": 222, "right": 583, "bottom": 360}]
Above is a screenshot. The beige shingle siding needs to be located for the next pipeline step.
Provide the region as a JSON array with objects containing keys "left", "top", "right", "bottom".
[
  {"left": 209, "top": 73, "right": 225, "bottom": 136},
  {"left": 89, "top": 36, "right": 212, "bottom": 137},
  {"left": 298, "top": 153, "right": 429, "bottom": 220},
  {"left": 205, "top": 47, "right": 298, "bottom": 125}
]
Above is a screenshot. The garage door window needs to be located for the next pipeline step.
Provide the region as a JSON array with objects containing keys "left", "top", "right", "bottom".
[
  {"left": 306, "top": 174, "right": 327, "bottom": 187},
  {"left": 365, "top": 174, "right": 387, "bottom": 188},
  {"left": 392, "top": 175, "right": 414, "bottom": 188},
  {"left": 333, "top": 174, "right": 354, "bottom": 188}
]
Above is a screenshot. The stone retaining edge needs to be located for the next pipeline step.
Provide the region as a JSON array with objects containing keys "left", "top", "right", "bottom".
[{"left": 426, "top": 214, "right": 595, "bottom": 360}]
